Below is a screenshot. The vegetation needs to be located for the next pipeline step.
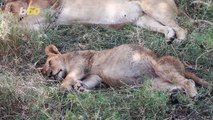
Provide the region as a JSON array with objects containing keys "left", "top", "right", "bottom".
[{"left": 0, "top": 0, "right": 212, "bottom": 119}]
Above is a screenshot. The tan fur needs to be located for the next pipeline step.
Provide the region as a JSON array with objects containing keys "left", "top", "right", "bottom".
[
  {"left": 38, "top": 44, "right": 211, "bottom": 97},
  {"left": 184, "top": 71, "right": 210, "bottom": 87},
  {"left": 3, "top": 0, "right": 28, "bottom": 15},
  {"left": 2, "top": 0, "right": 187, "bottom": 43}
]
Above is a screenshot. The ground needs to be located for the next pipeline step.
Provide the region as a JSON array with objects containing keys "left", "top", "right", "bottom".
[{"left": 0, "top": 0, "right": 213, "bottom": 119}]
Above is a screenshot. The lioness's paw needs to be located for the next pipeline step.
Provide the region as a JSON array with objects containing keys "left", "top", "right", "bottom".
[
  {"left": 166, "top": 27, "right": 176, "bottom": 44},
  {"left": 176, "top": 28, "right": 187, "bottom": 41}
]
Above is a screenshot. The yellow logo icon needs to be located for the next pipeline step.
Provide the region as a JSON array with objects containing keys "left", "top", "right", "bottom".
[{"left": 27, "top": 6, "right": 41, "bottom": 16}]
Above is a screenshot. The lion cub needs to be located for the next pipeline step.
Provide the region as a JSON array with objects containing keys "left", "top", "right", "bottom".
[{"left": 39, "top": 44, "right": 210, "bottom": 97}]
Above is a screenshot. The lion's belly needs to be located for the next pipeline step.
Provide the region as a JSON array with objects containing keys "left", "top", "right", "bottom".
[
  {"left": 56, "top": 0, "right": 142, "bottom": 25},
  {"left": 101, "top": 58, "right": 155, "bottom": 86},
  {"left": 91, "top": 45, "right": 156, "bottom": 86}
]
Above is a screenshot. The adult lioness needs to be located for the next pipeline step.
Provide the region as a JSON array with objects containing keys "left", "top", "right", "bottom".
[
  {"left": 38, "top": 44, "right": 211, "bottom": 98},
  {"left": 1, "top": 0, "right": 187, "bottom": 43}
]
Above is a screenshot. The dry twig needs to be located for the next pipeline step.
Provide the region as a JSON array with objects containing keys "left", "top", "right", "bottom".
[
  {"left": 180, "top": 10, "right": 213, "bottom": 26},
  {"left": 191, "top": 0, "right": 211, "bottom": 6}
]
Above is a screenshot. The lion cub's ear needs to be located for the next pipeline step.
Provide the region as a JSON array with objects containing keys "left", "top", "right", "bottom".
[{"left": 45, "top": 44, "right": 61, "bottom": 56}]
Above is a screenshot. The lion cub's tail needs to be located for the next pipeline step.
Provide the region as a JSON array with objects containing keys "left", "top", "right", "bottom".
[{"left": 184, "top": 71, "right": 212, "bottom": 87}]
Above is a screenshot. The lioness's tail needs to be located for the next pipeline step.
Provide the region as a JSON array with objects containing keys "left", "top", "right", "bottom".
[{"left": 184, "top": 71, "right": 211, "bottom": 87}]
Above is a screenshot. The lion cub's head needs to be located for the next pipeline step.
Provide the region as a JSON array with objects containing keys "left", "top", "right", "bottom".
[{"left": 38, "top": 45, "right": 67, "bottom": 80}]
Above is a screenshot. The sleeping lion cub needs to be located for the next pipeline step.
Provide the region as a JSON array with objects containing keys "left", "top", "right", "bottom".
[
  {"left": 38, "top": 44, "right": 210, "bottom": 97},
  {"left": 1, "top": 0, "right": 187, "bottom": 43}
]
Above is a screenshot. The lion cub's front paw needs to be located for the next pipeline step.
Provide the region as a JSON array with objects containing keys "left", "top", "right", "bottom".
[
  {"left": 73, "top": 81, "right": 89, "bottom": 92},
  {"left": 60, "top": 81, "right": 89, "bottom": 92},
  {"left": 60, "top": 82, "right": 72, "bottom": 92}
]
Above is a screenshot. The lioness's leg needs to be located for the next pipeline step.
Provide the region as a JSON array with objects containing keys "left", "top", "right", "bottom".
[
  {"left": 151, "top": 16, "right": 187, "bottom": 41},
  {"left": 134, "top": 15, "right": 176, "bottom": 44},
  {"left": 140, "top": 0, "right": 187, "bottom": 40}
]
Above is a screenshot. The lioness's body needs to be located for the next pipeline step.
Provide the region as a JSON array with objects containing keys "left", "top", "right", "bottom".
[
  {"left": 40, "top": 44, "right": 211, "bottom": 97},
  {"left": 57, "top": 0, "right": 142, "bottom": 25},
  {"left": 2, "top": 0, "right": 187, "bottom": 42}
]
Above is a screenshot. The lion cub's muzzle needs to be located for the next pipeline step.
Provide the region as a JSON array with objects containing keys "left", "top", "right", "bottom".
[
  {"left": 47, "top": 69, "right": 67, "bottom": 80},
  {"left": 37, "top": 67, "right": 67, "bottom": 80}
]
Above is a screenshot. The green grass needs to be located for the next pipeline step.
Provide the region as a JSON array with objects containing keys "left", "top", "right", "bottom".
[{"left": 0, "top": 0, "right": 213, "bottom": 119}]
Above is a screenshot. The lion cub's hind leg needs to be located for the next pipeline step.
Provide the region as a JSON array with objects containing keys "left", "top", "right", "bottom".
[
  {"left": 153, "top": 56, "right": 198, "bottom": 97},
  {"left": 151, "top": 77, "right": 183, "bottom": 93}
]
